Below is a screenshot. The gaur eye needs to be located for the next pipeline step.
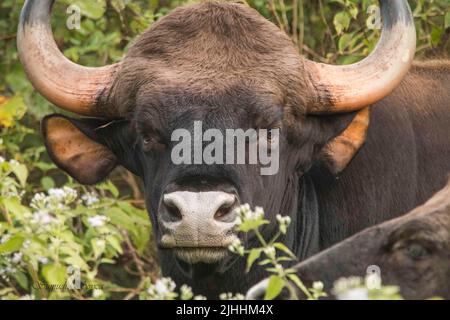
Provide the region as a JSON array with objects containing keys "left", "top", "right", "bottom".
[
  {"left": 142, "top": 136, "right": 153, "bottom": 149},
  {"left": 141, "top": 134, "right": 166, "bottom": 152},
  {"left": 143, "top": 137, "right": 152, "bottom": 145},
  {"left": 404, "top": 243, "right": 430, "bottom": 260}
]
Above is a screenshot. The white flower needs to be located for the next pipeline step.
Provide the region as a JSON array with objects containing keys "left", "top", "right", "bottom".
[
  {"left": 180, "top": 285, "right": 193, "bottom": 300},
  {"left": 9, "top": 159, "right": 19, "bottom": 166},
  {"left": 38, "top": 257, "right": 49, "bottom": 265},
  {"left": 88, "top": 215, "right": 109, "bottom": 228},
  {"left": 313, "top": 281, "right": 324, "bottom": 291},
  {"left": 234, "top": 204, "right": 265, "bottom": 225},
  {"left": 22, "top": 240, "right": 31, "bottom": 249},
  {"left": 274, "top": 263, "right": 283, "bottom": 274},
  {"left": 5, "top": 266, "right": 17, "bottom": 274},
  {"left": 337, "top": 288, "right": 369, "bottom": 300},
  {"left": 11, "top": 252, "right": 23, "bottom": 264},
  {"left": 31, "top": 210, "right": 55, "bottom": 225},
  {"left": 332, "top": 276, "right": 364, "bottom": 298},
  {"left": 154, "top": 281, "right": 170, "bottom": 296},
  {"left": 48, "top": 187, "right": 77, "bottom": 203},
  {"left": 82, "top": 193, "right": 99, "bottom": 206},
  {"left": 263, "top": 246, "right": 276, "bottom": 259},
  {"left": 63, "top": 187, "right": 78, "bottom": 200},
  {"left": 30, "top": 192, "right": 47, "bottom": 208},
  {"left": 147, "top": 277, "right": 177, "bottom": 299},
  {"left": 0, "top": 156, "right": 5, "bottom": 163},
  {"left": 92, "top": 289, "right": 104, "bottom": 298},
  {"left": 48, "top": 188, "right": 66, "bottom": 199},
  {"left": 155, "top": 278, "right": 176, "bottom": 295},
  {"left": 254, "top": 206, "right": 264, "bottom": 216},
  {"left": 219, "top": 292, "right": 245, "bottom": 300},
  {"left": 0, "top": 234, "right": 11, "bottom": 244},
  {"left": 228, "top": 238, "right": 244, "bottom": 256},
  {"left": 233, "top": 216, "right": 243, "bottom": 226},
  {"left": 276, "top": 214, "right": 291, "bottom": 234},
  {"left": 95, "top": 239, "right": 106, "bottom": 251}
]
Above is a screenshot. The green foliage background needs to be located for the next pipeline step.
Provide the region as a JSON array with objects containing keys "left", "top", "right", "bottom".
[{"left": 0, "top": 0, "right": 449, "bottom": 299}]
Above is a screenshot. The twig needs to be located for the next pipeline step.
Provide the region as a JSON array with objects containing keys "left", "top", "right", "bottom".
[
  {"left": 122, "top": 230, "right": 146, "bottom": 277},
  {"left": 0, "top": 34, "right": 16, "bottom": 41}
]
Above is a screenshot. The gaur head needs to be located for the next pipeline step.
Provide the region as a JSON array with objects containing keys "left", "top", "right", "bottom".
[
  {"left": 17, "top": 0, "right": 416, "bottom": 291},
  {"left": 247, "top": 180, "right": 450, "bottom": 300}
]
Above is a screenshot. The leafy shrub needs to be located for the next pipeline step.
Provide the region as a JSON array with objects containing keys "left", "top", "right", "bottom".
[
  {"left": 0, "top": 0, "right": 449, "bottom": 300},
  {"left": 0, "top": 152, "right": 155, "bottom": 300}
]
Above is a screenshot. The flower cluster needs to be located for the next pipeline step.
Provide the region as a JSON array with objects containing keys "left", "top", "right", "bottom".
[
  {"left": 87, "top": 215, "right": 110, "bottom": 228},
  {"left": 219, "top": 292, "right": 245, "bottom": 300},
  {"left": 234, "top": 205, "right": 264, "bottom": 225},
  {"left": 82, "top": 192, "right": 100, "bottom": 206},
  {"left": 146, "top": 277, "right": 177, "bottom": 300},
  {"left": 228, "top": 238, "right": 245, "bottom": 256},
  {"left": 332, "top": 274, "right": 402, "bottom": 300},
  {"left": 0, "top": 156, "right": 152, "bottom": 300},
  {"left": 31, "top": 187, "right": 78, "bottom": 211},
  {"left": 141, "top": 278, "right": 206, "bottom": 300},
  {"left": 276, "top": 214, "right": 291, "bottom": 234},
  {"left": 233, "top": 204, "right": 269, "bottom": 233}
]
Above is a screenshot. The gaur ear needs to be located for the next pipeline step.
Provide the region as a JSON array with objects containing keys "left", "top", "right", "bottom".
[
  {"left": 320, "top": 108, "right": 370, "bottom": 175},
  {"left": 42, "top": 115, "right": 119, "bottom": 185}
]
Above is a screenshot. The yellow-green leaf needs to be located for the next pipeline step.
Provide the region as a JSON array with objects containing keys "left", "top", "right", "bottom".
[
  {"left": 0, "top": 96, "right": 27, "bottom": 128},
  {"left": 246, "top": 249, "right": 262, "bottom": 272},
  {"left": 42, "top": 264, "right": 67, "bottom": 285},
  {"left": 264, "top": 275, "right": 285, "bottom": 300},
  {"left": 0, "top": 234, "right": 25, "bottom": 254}
]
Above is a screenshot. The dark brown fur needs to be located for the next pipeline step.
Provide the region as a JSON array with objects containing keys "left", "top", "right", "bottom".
[
  {"left": 103, "top": 1, "right": 314, "bottom": 121},
  {"left": 256, "top": 179, "right": 450, "bottom": 300},
  {"left": 41, "top": 2, "right": 450, "bottom": 297}
]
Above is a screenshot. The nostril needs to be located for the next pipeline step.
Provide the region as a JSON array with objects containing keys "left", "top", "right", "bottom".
[
  {"left": 214, "top": 198, "right": 237, "bottom": 222},
  {"left": 214, "top": 205, "right": 231, "bottom": 220},
  {"left": 162, "top": 201, "right": 183, "bottom": 223}
]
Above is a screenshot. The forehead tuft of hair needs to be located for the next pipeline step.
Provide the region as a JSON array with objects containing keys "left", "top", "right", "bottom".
[{"left": 105, "top": 1, "right": 312, "bottom": 117}]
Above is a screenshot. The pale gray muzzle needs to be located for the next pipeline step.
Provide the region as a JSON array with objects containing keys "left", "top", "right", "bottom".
[{"left": 159, "top": 191, "right": 239, "bottom": 264}]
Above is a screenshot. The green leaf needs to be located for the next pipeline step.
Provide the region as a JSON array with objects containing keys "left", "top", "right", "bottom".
[
  {"left": 73, "top": 0, "right": 107, "bottom": 20},
  {"left": 10, "top": 162, "right": 28, "bottom": 187},
  {"left": 0, "top": 96, "right": 27, "bottom": 128},
  {"left": 273, "top": 242, "right": 297, "bottom": 260},
  {"left": 431, "top": 26, "right": 444, "bottom": 46},
  {"left": 111, "top": 0, "right": 126, "bottom": 13},
  {"left": 41, "top": 264, "right": 67, "bottom": 285},
  {"left": 349, "top": 6, "right": 358, "bottom": 20},
  {"left": 246, "top": 248, "right": 262, "bottom": 272},
  {"left": 287, "top": 274, "right": 310, "bottom": 298},
  {"left": 91, "top": 238, "right": 105, "bottom": 259},
  {"left": 105, "top": 207, "right": 136, "bottom": 232},
  {"left": 63, "top": 256, "right": 90, "bottom": 272},
  {"left": 333, "top": 11, "right": 351, "bottom": 35},
  {"left": 13, "top": 271, "right": 29, "bottom": 290},
  {"left": 264, "top": 275, "right": 285, "bottom": 300},
  {"left": 98, "top": 180, "right": 119, "bottom": 198},
  {"left": 1, "top": 198, "right": 30, "bottom": 217},
  {"left": 0, "top": 234, "right": 24, "bottom": 254},
  {"left": 41, "top": 176, "right": 55, "bottom": 191},
  {"left": 106, "top": 235, "right": 123, "bottom": 254},
  {"left": 338, "top": 33, "right": 353, "bottom": 53},
  {"left": 445, "top": 11, "right": 450, "bottom": 30}
]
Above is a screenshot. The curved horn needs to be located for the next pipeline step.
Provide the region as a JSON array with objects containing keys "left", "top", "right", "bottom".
[
  {"left": 17, "top": 0, "right": 120, "bottom": 116},
  {"left": 306, "top": 0, "right": 416, "bottom": 114}
]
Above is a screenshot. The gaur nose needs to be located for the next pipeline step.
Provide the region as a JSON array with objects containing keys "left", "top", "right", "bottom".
[{"left": 161, "top": 191, "right": 238, "bottom": 225}]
